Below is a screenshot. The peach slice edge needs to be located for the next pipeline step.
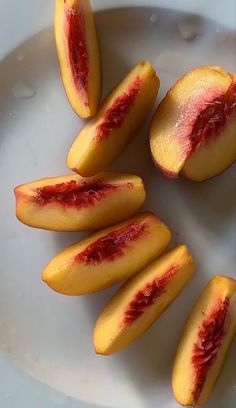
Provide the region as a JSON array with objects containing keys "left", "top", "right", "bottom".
[
  {"left": 67, "top": 60, "right": 160, "bottom": 176},
  {"left": 94, "top": 245, "right": 196, "bottom": 355},
  {"left": 14, "top": 172, "right": 146, "bottom": 231},
  {"left": 42, "top": 212, "right": 171, "bottom": 295},
  {"left": 172, "top": 275, "right": 236, "bottom": 406},
  {"left": 150, "top": 65, "right": 236, "bottom": 181},
  {"left": 55, "top": 0, "right": 101, "bottom": 118}
]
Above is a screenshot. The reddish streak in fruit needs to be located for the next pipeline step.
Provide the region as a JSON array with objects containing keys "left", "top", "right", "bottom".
[
  {"left": 123, "top": 266, "right": 178, "bottom": 326},
  {"left": 75, "top": 222, "right": 147, "bottom": 264},
  {"left": 96, "top": 78, "right": 141, "bottom": 141},
  {"left": 191, "top": 297, "right": 230, "bottom": 402},
  {"left": 36, "top": 179, "right": 119, "bottom": 208},
  {"left": 176, "top": 81, "right": 236, "bottom": 158},
  {"left": 65, "top": 5, "right": 88, "bottom": 104}
]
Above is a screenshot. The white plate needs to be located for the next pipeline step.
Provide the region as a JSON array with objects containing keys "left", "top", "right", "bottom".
[{"left": 0, "top": 1, "right": 235, "bottom": 407}]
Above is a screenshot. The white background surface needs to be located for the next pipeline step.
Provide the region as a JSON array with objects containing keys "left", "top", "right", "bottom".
[{"left": 0, "top": 0, "right": 236, "bottom": 407}]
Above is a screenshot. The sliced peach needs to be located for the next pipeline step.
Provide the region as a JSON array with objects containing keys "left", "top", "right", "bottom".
[
  {"left": 67, "top": 60, "right": 160, "bottom": 176},
  {"left": 150, "top": 66, "right": 236, "bottom": 181},
  {"left": 14, "top": 172, "right": 145, "bottom": 231},
  {"left": 94, "top": 245, "right": 195, "bottom": 355},
  {"left": 55, "top": 0, "right": 101, "bottom": 118},
  {"left": 183, "top": 75, "right": 236, "bottom": 180},
  {"left": 42, "top": 212, "right": 171, "bottom": 295},
  {"left": 172, "top": 276, "right": 236, "bottom": 406}
]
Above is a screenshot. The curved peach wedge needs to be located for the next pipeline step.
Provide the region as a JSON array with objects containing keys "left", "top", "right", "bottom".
[
  {"left": 172, "top": 276, "right": 236, "bottom": 407},
  {"left": 14, "top": 172, "right": 145, "bottom": 231},
  {"left": 42, "top": 212, "right": 171, "bottom": 295},
  {"left": 94, "top": 245, "right": 195, "bottom": 355},
  {"left": 67, "top": 60, "right": 160, "bottom": 176},
  {"left": 55, "top": 0, "right": 101, "bottom": 118},
  {"left": 150, "top": 66, "right": 236, "bottom": 181}
]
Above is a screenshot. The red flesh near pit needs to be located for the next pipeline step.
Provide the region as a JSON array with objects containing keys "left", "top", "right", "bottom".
[
  {"left": 35, "top": 179, "right": 120, "bottom": 208},
  {"left": 96, "top": 78, "right": 141, "bottom": 141},
  {"left": 123, "top": 266, "right": 178, "bottom": 326},
  {"left": 75, "top": 222, "right": 147, "bottom": 264},
  {"left": 65, "top": 5, "right": 89, "bottom": 105},
  {"left": 190, "top": 81, "right": 236, "bottom": 152},
  {"left": 178, "top": 81, "right": 236, "bottom": 157},
  {"left": 191, "top": 297, "right": 230, "bottom": 402}
]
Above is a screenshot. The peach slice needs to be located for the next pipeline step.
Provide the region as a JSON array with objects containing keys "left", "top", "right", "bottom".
[
  {"left": 42, "top": 212, "right": 171, "bottom": 295},
  {"left": 172, "top": 276, "right": 236, "bottom": 406},
  {"left": 55, "top": 0, "right": 101, "bottom": 118},
  {"left": 94, "top": 245, "right": 195, "bottom": 355},
  {"left": 67, "top": 60, "right": 160, "bottom": 176},
  {"left": 14, "top": 172, "right": 145, "bottom": 231},
  {"left": 150, "top": 66, "right": 236, "bottom": 181}
]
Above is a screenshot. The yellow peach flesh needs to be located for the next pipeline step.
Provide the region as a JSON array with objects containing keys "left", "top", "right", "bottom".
[
  {"left": 150, "top": 66, "right": 235, "bottom": 180},
  {"left": 94, "top": 245, "right": 195, "bottom": 355},
  {"left": 67, "top": 60, "right": 160, "bottom": 176},
  {"left": 55, "top": 0, "right": 101, "bottom": 118},
  {"left": 172, "top": 276, "right": 236, "bottom": 406},
  {"left": 14, "top": 172, "right": 146, "bottom": 231},
  {"left": 42, "top": 212, "right": 171, "bottom": 295}
]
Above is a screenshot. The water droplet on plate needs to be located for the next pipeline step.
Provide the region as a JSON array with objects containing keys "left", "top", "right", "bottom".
[
  {"left": 178, "top": 20, "right": 199, "bottom": 41},
  {"left": 150, "top": 14, "right": 158, "bottom": 23},
  {"left": 12, "top": 82, "right": 35, "bottom": 100}
]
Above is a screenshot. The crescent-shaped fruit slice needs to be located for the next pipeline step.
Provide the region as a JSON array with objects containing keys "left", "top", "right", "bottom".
[
  {"left": 55, "top": 0, "right": 101, "bottom": 118},
  {"left": 14, "top": 172, "right": 145, "bottom": 231},
  {"left": 172, "top": 275, "right": 236, "bottom": 406},
  {"left": 67, "top": 60, "right": 160, "bottom": 176},
  {"left": 94, "top": 245, "right": 195, "bottom": 354},
  {"left": 42, "top": 212, "right": 171, "bottom": 295},
  {"left": 150, "top": 66, "right": 236, "bottom": 181}
]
